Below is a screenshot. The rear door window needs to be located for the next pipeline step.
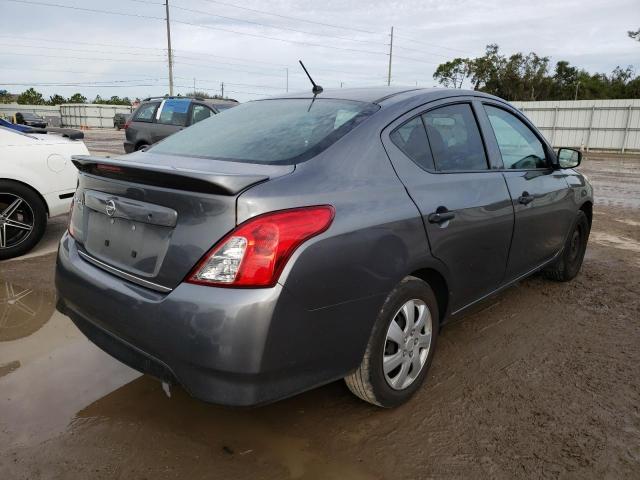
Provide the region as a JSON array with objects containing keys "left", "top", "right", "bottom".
[
  {"left": 190, "top": 104, "right": 214, "bottom": 125},
  {"left": 484, "top": 105, "right": 547, "bottom": 169},
  {"left": 133, "top": 102, "right": 159, "bottom": 122},
  {"left": 422, "top": 104, "right": 488, "bottom": 171},
  {"left": 390, "top": 116, "right": 434, "bottom": 171},
  {"left": 157, "top": 99, "right": 191, "bottom": 127}
]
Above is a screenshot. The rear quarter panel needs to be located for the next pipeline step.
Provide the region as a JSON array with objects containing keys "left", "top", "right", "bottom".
[{"left": 2, "top": 139, "right": 87, "bottom": 215}]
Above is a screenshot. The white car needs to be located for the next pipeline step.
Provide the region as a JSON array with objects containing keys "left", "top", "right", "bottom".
[{"left": 1, "top": 126, "right": 88, "bottom": 259}]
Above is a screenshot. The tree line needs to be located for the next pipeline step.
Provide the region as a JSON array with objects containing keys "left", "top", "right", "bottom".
[
  {"left": 0, "top": 88, "right": 134, "bottom": 105},
  {"left": 433, "top": 44, "right": 640, "bottom": 101}
]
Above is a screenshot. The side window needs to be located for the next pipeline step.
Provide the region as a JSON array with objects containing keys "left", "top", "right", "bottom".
[
  {"left": 158, "top": 99, "right": 190, "bottom": 127},
  {"left": 422, "top": 104, "right": 488, "bottom": 171},
  {"left": 484, "top": 105, "right": 547, "bottom": 169},
  {"left": 389, "top": 116, "right": 435, "bottom": 171},
  {"left": 191, "top": 104, "right": 214, "bottom": 125},
  {"left": 132, "top": 102, "right": 159, "bottom": 122}
]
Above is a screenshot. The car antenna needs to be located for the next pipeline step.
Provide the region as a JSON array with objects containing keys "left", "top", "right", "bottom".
[{"left": 299, "top": 60, "right": 323, "bottom": 95}]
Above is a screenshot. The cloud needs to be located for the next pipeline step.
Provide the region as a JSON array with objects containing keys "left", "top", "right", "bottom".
[{"left": 0, "top": 0, "right": 637, "bottom": 102}]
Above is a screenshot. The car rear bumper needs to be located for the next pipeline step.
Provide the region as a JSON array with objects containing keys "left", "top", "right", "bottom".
[
  {"left": 55, "top": 232, "right": 378, "bottom": 406},
  {"left": 123, "top": 141, "right": 135, "bottom": 153}
]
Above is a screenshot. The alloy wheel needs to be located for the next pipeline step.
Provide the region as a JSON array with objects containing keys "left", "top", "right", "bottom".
[
  {"left": 383, "top": 298, "right": 432, "bottom": 390},
  {"left": 0, "top": 194, "right": 35, "bottom": 249}
]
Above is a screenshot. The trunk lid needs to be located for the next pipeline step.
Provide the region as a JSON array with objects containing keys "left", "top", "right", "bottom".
[{"left": 70, "top": 152, "right": 294, "bottom": 291}]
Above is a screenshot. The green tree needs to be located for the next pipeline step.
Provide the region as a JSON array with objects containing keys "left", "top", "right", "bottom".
[
  {"left": 47, "top": 94, "right": 67, "bottom": 105},
  {"left": 68, "top": 93, "right": 87, "bottom": 103},
  {"left": 433, "top": 58, "right": 471, "bottom": 88},
  {"left": 433, "top": 44, "right": 639, "bottom": 100},
  {"left": 0, "top": 89, "right": 12, "bottom": 104},
  {"left": 17, "top": 88, "right": 45, "bottom": 105}
]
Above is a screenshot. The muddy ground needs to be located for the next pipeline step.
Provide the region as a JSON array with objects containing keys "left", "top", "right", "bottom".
[{"left": 0, "top": 155, "right": 639, "bottom": 479}]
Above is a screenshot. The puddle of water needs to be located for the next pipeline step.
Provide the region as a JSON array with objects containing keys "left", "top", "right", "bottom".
[
  {"left": 0, "top": 280, "right": 141, "bottom": 447},
  {"left": 0, "top": 280, "right": 375, "bottom": 478}
]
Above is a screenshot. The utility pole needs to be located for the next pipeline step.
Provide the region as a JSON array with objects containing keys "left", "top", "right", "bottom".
[
  {"left": 221, "top": 82, "right": 224, "bottom": 98},
  {"left": 387, "top": 26, "right": 394, "bottom": 86},
  {"left": 165, "top": 0, "right": 174, "bottom": 96},
  {"left": 193, "top": 77, "right": 196, "bottom": 93},
  {"left": 574, "top": 81, "right": 580, "bottom": 100}
]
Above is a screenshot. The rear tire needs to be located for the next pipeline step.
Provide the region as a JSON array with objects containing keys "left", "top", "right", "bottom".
[
  {"left": 0, "top": 180, "right": 47, "bottom": 260},
  {"left": 135, "top": 142, "right": 149, "bottom": 151},
  {"left": 345, "top": 276, "right": 439, "bottom": 408},
  {"left": 543, "top": 210, "right": 590, "bottom": 282}
]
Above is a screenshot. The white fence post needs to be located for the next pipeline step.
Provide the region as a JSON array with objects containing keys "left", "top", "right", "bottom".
[{"left": 622, "top": 104, "right": 632, "bottom": 153}]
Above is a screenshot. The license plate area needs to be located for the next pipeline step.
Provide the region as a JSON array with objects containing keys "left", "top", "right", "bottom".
[
  {"left": 81, "top": 191, "right": 177, "bottom": 278},
  {"left": 85, "top": 212, "right": 172, "bottom": 277}
]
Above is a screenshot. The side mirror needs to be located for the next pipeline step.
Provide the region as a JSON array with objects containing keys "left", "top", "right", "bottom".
[{"left": 557, "top": 148, "right": 582, "bottom": 169}]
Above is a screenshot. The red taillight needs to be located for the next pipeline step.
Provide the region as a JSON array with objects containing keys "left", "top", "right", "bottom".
[
  {"left": 187, "top": 206, "right": 335, "bottom": 288},
  {"left": 124, "top": 120, "right": 131, "bottom": 129}
]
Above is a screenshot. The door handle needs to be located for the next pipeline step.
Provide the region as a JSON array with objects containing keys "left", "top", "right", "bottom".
[
  {"left": 428, "top": 207, "right": 456, "bottom": 224},
  {"left": 518, "top": 192, "right": 535, "bottom": 205}
]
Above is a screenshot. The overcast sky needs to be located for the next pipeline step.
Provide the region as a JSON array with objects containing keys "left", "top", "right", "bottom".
[{"left": 1, "top": 0, "right": 638, "bottom": 102}]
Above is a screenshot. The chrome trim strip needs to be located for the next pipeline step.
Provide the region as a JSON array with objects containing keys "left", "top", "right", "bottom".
[{"left": 78, "top": 250, "right": 173, "bottom": 293}]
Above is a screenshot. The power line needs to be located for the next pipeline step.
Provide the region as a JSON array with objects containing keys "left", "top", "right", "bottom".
[
  {"left": 196, "top": 0, "right": 378, "bottom": 35},
  {"left": 0, "top": 42, "right": 165, "bottom": 57},
  {"left": 168, "top": 4, "right": 387, "bottom": 47},
  {"left": 0, "top": 51, "right": 166, "bottom": 63},
  {"left": 393, "top": 32, "right": 473, "bottom": 55}
]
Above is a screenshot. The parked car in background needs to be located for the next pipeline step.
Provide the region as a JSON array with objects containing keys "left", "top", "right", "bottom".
[
  {"left": 57, "top": 87, "right": 592, "bottom": 408},
  {"left": 1, "top": 125, "right": 88, "bottom": 259},
  {"left": 113, "top": 113, "right": 130, "bottom": 130},
  {"left": 124, "top": 96, "right": 238, "bottom": 152},
  {"left": 15, "top": 112, "right": 47, "bottom": 128}
]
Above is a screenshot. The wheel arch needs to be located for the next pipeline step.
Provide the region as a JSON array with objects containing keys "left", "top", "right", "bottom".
[
  {"left": 408, "top": 267, "right": 449, "bottom": 323},
  {"left": 579, "top": 200, "right": 593, "bottom": 226},
  {"left": 0, "top": 177, "right": 50, "bottom": 216}
]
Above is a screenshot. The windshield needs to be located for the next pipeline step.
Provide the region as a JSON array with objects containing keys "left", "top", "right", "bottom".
[{"left": 150, "top": 98, "right": 379, "bottom": 164}]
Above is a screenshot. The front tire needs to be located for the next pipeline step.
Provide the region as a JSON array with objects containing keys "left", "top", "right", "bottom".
[
  {"left": 0, "top": 181, "right": 47, "bottom": 260},
  {"left": 543, "top": 210, "right": 590, "bottom": 282},
  {"left": 345, "top": 276, "right": 439, "bottom": 408}
]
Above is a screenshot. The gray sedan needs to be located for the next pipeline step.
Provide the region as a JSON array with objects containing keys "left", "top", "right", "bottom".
[{"left": 55, "top": 87, "right": 592, "bottom": 408}]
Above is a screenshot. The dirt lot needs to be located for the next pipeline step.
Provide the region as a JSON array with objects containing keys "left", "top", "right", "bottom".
[{"left": 1, "top": 154, "right": 639, "bottom": 479}]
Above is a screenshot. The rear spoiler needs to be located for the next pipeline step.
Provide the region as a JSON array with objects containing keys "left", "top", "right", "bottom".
[
  {"left": 46, "top": 128, "right": 85, "bottom": 140},
  {"left": 71, "top": 155, "right": 269, "bottom": 196}
]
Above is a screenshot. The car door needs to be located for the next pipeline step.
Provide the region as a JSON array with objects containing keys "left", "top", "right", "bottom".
[
  {"left": 188, "top": 103, "right": 215, "bottom": 126},
  {"left": 383, "top": 99, "right": 514, "bottom": 312},
  {"left": 478, "top": 101, "right": 575, "bottom": 281},
  {"left": 152, "top": 98, "right": 191, "bottom": 143}
]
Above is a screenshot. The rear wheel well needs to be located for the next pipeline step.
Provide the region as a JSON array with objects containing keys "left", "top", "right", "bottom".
[
  {"left": 409, "top": 268, "right": 449, "bottom": 322},
  {"left": 580, "top": 201, "right": 593, "bottom": 226}
]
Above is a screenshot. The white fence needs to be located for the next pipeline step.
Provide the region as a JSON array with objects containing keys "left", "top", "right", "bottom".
[
  {"left": 0, "top": 103, "right": 132, "bottom": 129},
  {"left": 512, "top": 99, "right": 640, "bottom": 153},
  {"left": 60, "top": 104, "right": 132, "bottom": 128}
]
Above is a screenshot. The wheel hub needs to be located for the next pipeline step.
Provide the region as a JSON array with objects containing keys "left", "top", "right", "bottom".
[
  {"left": 0, "top": 193, "right": 35, "bottom": 249},
  {"left": 383, "top": 298, "right": 432, "bottom": 390}
]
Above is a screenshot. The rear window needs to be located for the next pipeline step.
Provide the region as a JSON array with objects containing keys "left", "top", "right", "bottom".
[
  {"left": 150, "top": 99, "right": 379, "bottom": 164},
  {"left": 213, "top": 103, "right": 235, "bottom": 111},
  {"left": 133, "top": 102, "right": 159, "bottom": 122}
]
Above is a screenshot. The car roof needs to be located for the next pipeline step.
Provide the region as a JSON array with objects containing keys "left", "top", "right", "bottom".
[{"left": 265, "top": 87, "right": 504, "bottom": 106}]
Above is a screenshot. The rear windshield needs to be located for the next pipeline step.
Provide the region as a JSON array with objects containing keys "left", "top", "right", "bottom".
[
  {"left": 213, "top": 103, "right": 235, "bottom": 111},
  {"left": 150, "top": 98, "right": 379, "bottom": 164}
]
